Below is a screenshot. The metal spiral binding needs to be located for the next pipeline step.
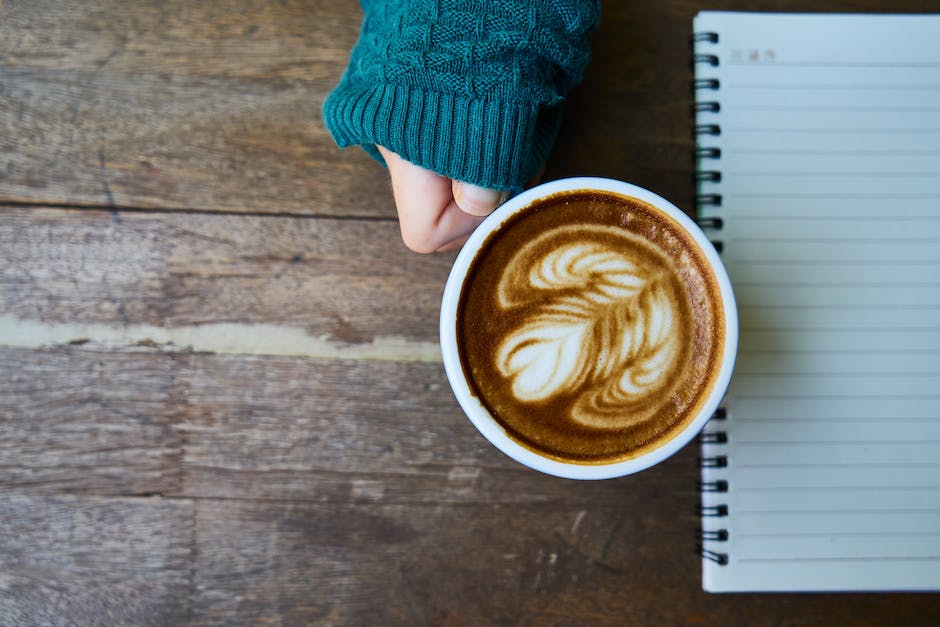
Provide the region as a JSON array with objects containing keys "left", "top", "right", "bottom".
[
  {"left": 694, "top": 30, "right": 729, "bottom": 567},
  {"left": 694, "top": 123, "right": 721, "bottom": 136},
  {"left": 693, "top": 78, "right": 720, "bottom": 90},
  {"left": 698, "top": 482, "right": 730, "bottom": 565},
  {"left": 701, "top": 529, "right": 729, "bottom": 542},
  {"left": 698, "top": 403, "right": 730, "bottom": 560},
  {"left": 699, "top": 527, "right": 730, "bottom": 562},
  {"left": 699, "top": 479, "right": 729, "bottom": 492},
  {"left": 699, "top": 454, "right": 727, "bottom": 468},
  {"left": 699, "top": 504, "right": 728, "bottom": 517},
  {"left": 694, "top": 101, "right": 721, "bottom": 113},
  {"left": 698, "top": 458, "right": 730, "bottom": 565},
  {"left": 696, "top": 171, "right": 722, "bottom": 183},
  {"left": 696, "top": 216, "right": 723, "bottom": 229},
  {"left": 692, "top": 32, "right": 719, "bottom": 43},
  {"left": 693, "top": 31, "right": 723, "bottom": 258},
  {"left": 693, "top": 53, "right": 720, "bottom": 67},
  {"left": 700, "top": 547, "right": 730, "bottom": 565},
  {"left": 699, "top": 429, "right": 730, "bottom": 567},
  {"left": 700, "top": 432, "right": 728, "bottom": 444},
  {"left": 697, "top": 193, "right": 722, "bottom": 208}
]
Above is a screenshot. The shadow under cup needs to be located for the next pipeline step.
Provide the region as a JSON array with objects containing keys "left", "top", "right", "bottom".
[{"left": 440, "top": 178, "right": 738, "bottom": 480}]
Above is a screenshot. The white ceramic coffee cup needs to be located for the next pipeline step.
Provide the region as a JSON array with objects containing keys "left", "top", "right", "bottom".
[{"left": 440, "top": 177, "right": 737, "bottom": 479}]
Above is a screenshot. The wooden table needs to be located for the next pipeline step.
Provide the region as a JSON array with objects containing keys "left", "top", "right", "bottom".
[{"left": 2, "top": 1, "right": 938, "bottom": 624}]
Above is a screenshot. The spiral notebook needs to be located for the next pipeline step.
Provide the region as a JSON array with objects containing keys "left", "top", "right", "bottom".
[{"left": 693, "top": 12, "right": 940, "bottom": 593}]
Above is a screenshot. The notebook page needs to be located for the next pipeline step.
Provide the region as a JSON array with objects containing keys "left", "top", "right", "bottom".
[{"left": 694, "top": 12, "right": 940, "bottom": 593}]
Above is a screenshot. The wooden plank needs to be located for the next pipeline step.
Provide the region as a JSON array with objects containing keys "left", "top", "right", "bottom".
[
  {"left": 0, "top": 494, "right": 193, "bottom": 625},
  {"left": 0, "top": 341, "right": 694, "bottom": 506},
  {"left": 0, "top": 0, "right": 390, "bottom": 215},
  {"left": 189, "top": 497, "right": 692, "bottom": 625},
  {"left": 178, "top": 352, "right": 692, "bottom": 505},
  {"left": 0, "top": 346, "right": 181, "bottom": 495},
  {"left": 1, "top": 207, "right": 450, "bottom": 343}
]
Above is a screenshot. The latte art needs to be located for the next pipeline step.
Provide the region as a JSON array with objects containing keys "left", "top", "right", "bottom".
[
  {"left": 455, "top": 189, "right": 724, "bottom": 464},
  {"left": 495, "top": 226, "right": 686, "bottom": 428}
]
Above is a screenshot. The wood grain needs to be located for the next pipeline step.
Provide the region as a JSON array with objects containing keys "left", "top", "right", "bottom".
[
  {"left": 0, "top": 0, "right": 389, "bottom": 216},
  {"left": 190, "top": 498, "right": 689, "bottom": 626},
  {"left": 0, "top": 494, "right": 193, "bottom": 626},
  {"left": 1, "top": 207, "right": 450, "bottom": 343},
  {"left": 0, "top": 347, "right": 181, "bottom": 495}
]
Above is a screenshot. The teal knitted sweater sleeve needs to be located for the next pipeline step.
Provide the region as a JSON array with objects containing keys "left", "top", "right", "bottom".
[{"left": 322, "top": 0, "right": 600, "bottom": 191}]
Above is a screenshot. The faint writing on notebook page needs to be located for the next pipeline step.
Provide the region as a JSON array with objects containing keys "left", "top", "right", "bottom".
[{"left": 731, "top": 49, "right": 777, "bottom": 63}]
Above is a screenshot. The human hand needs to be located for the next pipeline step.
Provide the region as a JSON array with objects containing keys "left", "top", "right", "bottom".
[{"left": 378, "top": 146, "right": 509, "bottom": 253}]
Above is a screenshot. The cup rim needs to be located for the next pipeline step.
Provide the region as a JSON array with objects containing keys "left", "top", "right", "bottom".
[{"left": 440, "top": 177, "right": 738, "bottom": 480}]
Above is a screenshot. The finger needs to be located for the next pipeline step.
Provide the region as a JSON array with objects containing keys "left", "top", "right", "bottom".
[
  {"left": 379, "top": 146, "right": 486, "bottom": 253},
  {"left": 452, "top": 180, "right": 509, "bottom": 217}
]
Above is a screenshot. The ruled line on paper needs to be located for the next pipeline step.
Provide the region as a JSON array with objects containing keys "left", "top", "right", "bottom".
[
  {"left": 725, "top": 127, "right": 940, "bottom": 133},
  {"left": 741, "top": 329, "right": 940, "bottom": 336},
  {"left": 735, "top": 263, "right": 940, "bottom": 270},
  {"left": 727, "top": 84, "right": 940, "bottom": 90},
  {"left": 735, "top": 282, "right": 940, "bottom": 287},
  {"left": 734, "top": 394, "right": 940, "bottom": 401},
  {"left": 732, "top": 105, "right": 940, "bottom": 112},
  {"left": 735, "top": 366, "right": 940, "bottom": 374},
  {"left": 733, "top": 193, "right": 940, "bottom": 198},
  {"left": 733, "top": 441, "right": 940, "bottom": 446},
  {"left": 733, "top": 510, "right": 940, "bottom": 517},
  {"left": 731, "top": 216, "right": 940, "bottom": 221},
  {"left": 735, "top": 462, "right": 940, "bottom": 472},
  {"left": 731, "top": 260, "right": 940, "bottom": 266},
  {"left": 738, "top": 348, "right": 940, "bottom": 353},
  {"left": 728, "top": 171, "right": 940, "bottom": 177},
  {"left": 730, "top": 259, "right": 940, "bottom": 267},
  {"left": 728, "top": 61, "right": 940, "bottom": 68},
  {"left": 736, "top": 305, "right": 940, "bottom": 310},
  {"left": 734, "top": 418, "right": 940, "bottom": 423},
  {"left": 737, "top": 557, "right": 940, "bottom": 564},
  {"left": 737, "top": 532, "right": 940, "bottom": 539},
  {"left": 735, "top": 508, "right": 940, "bottom": 515},
  {"left": 721, "top": 203, "right": 940, "bottom": 219},
  {"left": 741, "top": 237, "right": 940, "bottom": 242},
  {"left": 734, "top": 372, "right": 940, "bottom": 382},
  {"left": 733, "top": 371, "right": 940, "bottom": 376},
  {"left": 731, "top": 149, "right": 940, "bottom": 155},
  {"left": 734, "top": 486, "right": 940, "bottom": 491}
]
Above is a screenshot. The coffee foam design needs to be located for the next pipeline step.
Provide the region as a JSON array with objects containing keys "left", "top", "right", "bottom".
[{"left": 494, "top": 224, "right": 686, "bottom": 429}]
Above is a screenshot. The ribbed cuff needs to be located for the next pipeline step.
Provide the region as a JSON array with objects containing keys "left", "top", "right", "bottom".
[{"left": 323, "top": 83, "right": 559, "bottom": 191}]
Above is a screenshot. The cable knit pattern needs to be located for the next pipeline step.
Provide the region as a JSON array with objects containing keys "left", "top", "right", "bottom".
[{"left": 323, "top": 0, "right": 600, "bottom": 190}]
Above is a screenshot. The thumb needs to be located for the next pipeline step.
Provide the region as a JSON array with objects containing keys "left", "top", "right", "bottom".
[{"left": 452, "top": 180, "right": 509, "bottom": 217}]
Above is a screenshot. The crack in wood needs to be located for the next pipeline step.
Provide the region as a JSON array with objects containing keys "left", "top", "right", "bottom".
[
  {"left": 97, "top": 145, "right": 117, "bottom": 211},
  {"left": 0, "top": 314, "right": 442, "bottom": 362}
]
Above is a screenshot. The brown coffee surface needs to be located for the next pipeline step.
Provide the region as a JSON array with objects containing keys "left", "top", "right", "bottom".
[{"left": 456, "top": 190, "right": 725, "bottom": 464}]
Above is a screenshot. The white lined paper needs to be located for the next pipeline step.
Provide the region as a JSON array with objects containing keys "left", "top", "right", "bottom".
[{"left": 695, "top": 12, "right": 940, "bottom": 593}]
